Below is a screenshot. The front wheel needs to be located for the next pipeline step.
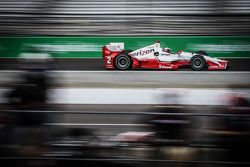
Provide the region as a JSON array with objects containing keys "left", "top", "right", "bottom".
[
  {"left": 190, "top": 55, "right": 206, "bottom": 71},
  {"left": 114, "top": 54, "right": 132, "bottom": 70}
]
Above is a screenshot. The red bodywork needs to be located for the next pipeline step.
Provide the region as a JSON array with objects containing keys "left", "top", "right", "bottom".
[
  {"left": 102, "top": 46, "right": 121, "bottom": 69},
  {"left": 102, "top": 45, "right": 228, "bottom": 70},
  {"left": 207, "top": 60, "right": 228, "bottom": 70}
]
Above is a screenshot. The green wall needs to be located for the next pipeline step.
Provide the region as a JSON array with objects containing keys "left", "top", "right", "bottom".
[{"left": 0, "top": 36, "right": 250, "bottom": 58}]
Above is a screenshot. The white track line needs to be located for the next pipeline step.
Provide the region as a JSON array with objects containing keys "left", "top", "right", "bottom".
[
  {"left": 45, "top": 123, "right": 150, "bottom": 127},
  {"left": 1, "top": 70, "right": 250, "bottom": 74},
  {"left": 52, "top": 70, "right": 250, "bottom": 74}
]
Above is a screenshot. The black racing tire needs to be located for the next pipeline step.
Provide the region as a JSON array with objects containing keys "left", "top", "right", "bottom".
[
  {"left": 195, "top": 51, "right": 208, "bottom": 56},
  {"left": 190, "top": 55, "right": 206, "bottom": 71},
  {"left": 114, "top": 53, "right": 132, "bottom": 70}
]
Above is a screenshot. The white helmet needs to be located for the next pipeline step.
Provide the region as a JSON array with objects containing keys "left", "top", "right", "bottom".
[{"left": 163, "top": 47, "right": 171, "bottom": 53}]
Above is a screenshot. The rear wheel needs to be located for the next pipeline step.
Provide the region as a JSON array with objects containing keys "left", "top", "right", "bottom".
[
  {"left": 190, "top": 55, "right": 206, "bottom": 71},
  {"left": 114, "top": 53, "right": 132, "bottom": 70}
]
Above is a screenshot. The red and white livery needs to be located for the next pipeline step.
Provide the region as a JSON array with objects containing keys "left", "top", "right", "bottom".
[{"left": 102, "top": 41, "right": 228, "bottom": 70}]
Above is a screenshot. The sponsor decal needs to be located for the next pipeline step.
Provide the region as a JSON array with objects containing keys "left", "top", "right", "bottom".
[
  {"left": 131, "top": 48, "right": 154, "bottom": 56},
  {"left": 106, "top": 56, "right": 111, "bottom": 64},
  {"left": 159, "top": 65, "right": 172, "bottom": 69}
]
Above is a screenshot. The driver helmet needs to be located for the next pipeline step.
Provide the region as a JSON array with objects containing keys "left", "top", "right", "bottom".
[
  {"left": 178, "top": 50, "right": 183, "bottom": 54},
  {"left": 163, "top": 47, "right": 171, "bottom": 54}
]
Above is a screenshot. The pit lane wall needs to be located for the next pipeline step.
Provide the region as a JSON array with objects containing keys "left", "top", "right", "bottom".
[{"left": 0, "top": 36, "right": 250, "bottom": 58}]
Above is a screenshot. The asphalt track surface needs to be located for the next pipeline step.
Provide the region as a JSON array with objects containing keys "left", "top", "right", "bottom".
[
  {"left": 0, "top": 70, "right": 250, "bottom": 88},
  {"left": 0, "top": 104, "right": 221, "bottom": 135},
  {"left": 0, "top": 58, "right": 250, "bottom": 71}
]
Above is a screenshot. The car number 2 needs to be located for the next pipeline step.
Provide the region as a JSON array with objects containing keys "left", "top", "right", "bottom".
[{"left": 107, "top": 56, "right": 111, "bottom": 64}]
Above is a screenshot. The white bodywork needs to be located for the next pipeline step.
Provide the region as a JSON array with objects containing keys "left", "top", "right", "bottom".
[
  {"left": 128, "top": 42, "right": 226, "bottom": 65},
  {"left": 105, "top": 43, "right": 124, "bottom": 52},
  {"left": 129, "top": 43, "right": 160, "bottom": 60},
  {"left": 129, "top": 42, "right": 194, "bottom": 62},
  {"left": 157, "top": 52, "right": 193, "bottom": 62}
]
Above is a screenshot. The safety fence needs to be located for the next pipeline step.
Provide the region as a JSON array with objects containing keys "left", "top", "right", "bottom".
[{"left": 0, "top": 0, "right": 250, "bottom": 35}]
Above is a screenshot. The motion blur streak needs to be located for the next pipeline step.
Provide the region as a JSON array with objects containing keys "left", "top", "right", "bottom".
[
  {"left": 0, "top": 64, "right": 250, "bottom": 166},
  {"left": 0, "top": 0, "right": 250, "bottom": 166},
  {"left": 0, "top": 0, "right": 250, "bottom": 35}
]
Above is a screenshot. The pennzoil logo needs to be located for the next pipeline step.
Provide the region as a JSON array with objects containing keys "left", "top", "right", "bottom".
[
  {"left": 130, "top": 48, "right": 154, "bottom": 56},
  {"left": 159, "top": 65, "right": 172, "bottom": 69}
]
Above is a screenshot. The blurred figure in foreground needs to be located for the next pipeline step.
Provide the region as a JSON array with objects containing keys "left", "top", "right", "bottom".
[
  {"left": 222, "top": 93, "right": 250, "bottom": 162},
  {"left": 7, "top": 45, "right": 52, "bottom": 126},
  {"left": 1, "top": 46, "right": 53, "bottom": 158}
]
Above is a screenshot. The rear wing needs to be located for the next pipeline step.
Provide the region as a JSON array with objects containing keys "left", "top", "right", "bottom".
[{"left": 102, "top": 43, "right": 124, "bottom": 57}]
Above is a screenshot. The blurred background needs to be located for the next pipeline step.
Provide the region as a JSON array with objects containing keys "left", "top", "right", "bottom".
[
  {"left": 0, "top": 0, "right": 250, "bottom": 167},
  {"left": 0, "top": 0, "right": 250, "bottom": 35}
]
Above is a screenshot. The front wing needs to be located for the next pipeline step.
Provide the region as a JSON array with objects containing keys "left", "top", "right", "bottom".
[{"left": 205, "top": 57, "right": 228, "bottom": 70}]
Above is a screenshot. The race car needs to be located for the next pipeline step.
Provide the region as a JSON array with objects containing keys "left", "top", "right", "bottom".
[{"left": 102, "top": 41, "right": 228, "bottom": 70}]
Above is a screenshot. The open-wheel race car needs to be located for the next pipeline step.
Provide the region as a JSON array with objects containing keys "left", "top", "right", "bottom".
[{"left": 102, "top": 41, "right": 228, "bottom": 70}]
